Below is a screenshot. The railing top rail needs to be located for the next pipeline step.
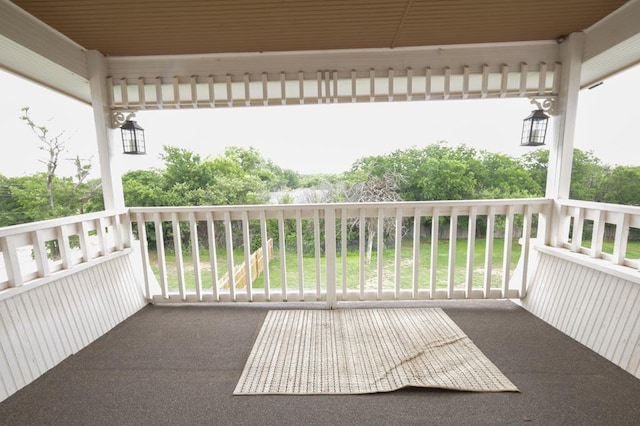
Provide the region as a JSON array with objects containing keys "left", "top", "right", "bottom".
[
  {"left": 0, "top": 209, "right": 129, "bottom": 238},
  {"left": 128, "top": 198, "right": 552, "bottom": 214},
  {"left": 555, "top": 199, "right": 640, "bottom": 215}
]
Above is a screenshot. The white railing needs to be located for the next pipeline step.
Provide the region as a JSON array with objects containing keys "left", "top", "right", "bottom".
[
  {"left": 0, "top": 210, "right": 131, "bottom": 294},
  {"left": 555, "top": 199, "right": 640, "bottom": 271},
  {"left": 130, "top": 198, "right": 551, "bottom": 306},
  {"left": 5, "top": 199, "right": 640, "bottom": 306}
]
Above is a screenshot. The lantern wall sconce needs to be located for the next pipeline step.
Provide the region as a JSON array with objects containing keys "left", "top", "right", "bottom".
[
  {"left": 521, "top": 98, "right": 556, "bottom": 147},
  {"left": 120, "top": 119, "right": 146, "bottom": 155},
  {"left": 111, "top": 111, "right": 146, "bottom": 155}
]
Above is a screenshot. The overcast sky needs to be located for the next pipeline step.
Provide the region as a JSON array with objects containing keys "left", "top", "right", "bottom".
[{"left": 1, "top": 63, "right": 638, "bottom": 179}]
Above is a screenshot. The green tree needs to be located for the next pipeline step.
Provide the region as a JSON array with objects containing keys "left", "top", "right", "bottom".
[
  {"left": 20, "top": 107, "right": 65, "bottom": 210},
  {"left": 520, "top": 149, "right": 548, "bottom": 193},
  {"left": 521, "top": 148, "right": 608, "bottom": 201},
  {"left": 0, "top": 174, "right": 24, "bottom": 226},
  {"left": 122, "top": 169, "right": 165, "bottom": 207},
  {"left": 570, "top": 149, "right": 608, "bottom": 201},
  {"left": 476, "top": 152, "right": 542, "bottom": 198},
  {"left": 11, "top": 107, "right": 103, "bottom": 224},
  {"left": 602, "top": 166, "right": 640, "bottom": 206}
]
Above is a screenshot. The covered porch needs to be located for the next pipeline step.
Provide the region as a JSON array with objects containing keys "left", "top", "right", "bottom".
[
  {"left": 1, "top": 0, "right": 640, "bottom": 420},
  {"left": 1, "top": 300, "right": 640, "bottom": 425}
]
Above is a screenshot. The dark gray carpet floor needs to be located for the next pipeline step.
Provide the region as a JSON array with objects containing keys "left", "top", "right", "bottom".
[{"left": 1, "top": 299, "right": 639, "bottom": 426}]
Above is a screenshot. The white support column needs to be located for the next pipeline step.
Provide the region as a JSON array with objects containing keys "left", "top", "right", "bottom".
[
  {"left": 86, "top": 50, "right": 125, "bottom": 210},
  {"left": 544, "top": 32, "right": 585, "bottom": 246}
]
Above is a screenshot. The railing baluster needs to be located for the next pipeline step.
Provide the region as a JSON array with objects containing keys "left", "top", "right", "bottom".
[
  {"left": 430, "top": 208, "right": 439, "bottom": 298},
  {"left": 224, "top": 211, "right": 236, "bottom": 301},
  {"left": 189, "top": 213, "right": 202, "bottom": 302},
  {"left": 359, "top": 209, "right": 366, "bottom": 300},
  {"left": 241, "top": 211, "right": 252, "bottom": 302},
  {"left": 97, "top": 217, "right": 107, "bottom": 256},
  {"left": 412, "top": 210, "right": 421, "bottom": 299},
  {"left": 171, "top": 213, "right": 186, "bottom": 300},
  {"left": 114, "top": 213, "right": 126, "bottom": 250},
  {"left": 277, "top": 210, "right": 287, "bottom": 300},
  {"left": 313, "top": 209, "right": 322, "bottom": 299},
  {"left": 57, "top": 225, "right": 72, "bottom": 269},
  {"left": 32, "top": 230, "right": 49, "bottom": 278},
  {"left": 154, "top": 213, "right": 168, "bottom": 299},
  {"left": 341, "top": 208, "right": 348, "bottom": 299},
  {"left": 377, "top": 209, "right": 384, "bottom": 299},
  {"left": 207, "top": 212, "right": 219, "bottom": 301},
  {"left": 613, "top": 212, "right": 630, "bottom": 265},
  {"left": 296, "top": 210, "right": 304, "bottom": 300},
  {"left": 325, "top": 208, "right": 337, "bottom": 308},
  {"left": 591, "top": 209, "right": 606, "bottom": 259},
  {"left": 394, "top": 208, "right": 403, "bottom": 299},
  {"left": 259, "top": 211, "right": 271, "bottom": 301},
  {"left": 447, "top": 208, "right": 458, "bottom": 298},
  {"left": 136, "top": 213, "right": 151, "bottom": 300},
  {"left": 79, "top": 221, "right": 91, "bottom": 262},
  {"left": 571, "top": 206, "right": 584, "bottom": 252},
  {"left": 465, "top": 207, "right": 477, "bottom": 298},
  {"left": 1, "top": 236, "right": 21, "bottom": 287},
  {"left": 520, "top": 205, "right": 532, "bottom": 298},
  {"left": 484, "top": 207, "right": 495, "bottom": 298},
  {"left": 502, "top": 206, "right": 514, "bottom": 297}
]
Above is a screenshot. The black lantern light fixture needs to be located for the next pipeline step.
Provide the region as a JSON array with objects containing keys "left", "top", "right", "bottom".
[
  {"left": 120, "top": 119, "right": 146, "bottom": 155},
  {"left": 521, "top": 99, "right": 554, "bottom": 147},
  {"left": 521, "top": 109, "right": 549, "bottom": 146}
]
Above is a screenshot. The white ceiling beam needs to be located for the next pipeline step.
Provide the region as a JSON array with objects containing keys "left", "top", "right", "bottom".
[
  {"left": 106, "top": 41, "right": 560, "bottom": 81},
  {"left": 0, "top": 0, "right": 89, "bottom": 102},
  {"left": 584, "top": 0, "right": 640, "bottom": 61},
  {"left": 581, "top": 0, "right": 640, "bottom": 87}
]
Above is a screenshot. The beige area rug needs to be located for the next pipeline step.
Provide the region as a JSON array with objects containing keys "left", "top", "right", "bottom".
[{"left": 234, "top": 308, "right": 519, "bottom": 395}]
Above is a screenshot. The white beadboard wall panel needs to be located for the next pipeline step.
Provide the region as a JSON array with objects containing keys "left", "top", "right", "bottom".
[
  {"left": 523, "top": 251, "right": 640, "bottom": 379},
  {"left": 0, "top": 253, "right": 146, "bottom": 403}
]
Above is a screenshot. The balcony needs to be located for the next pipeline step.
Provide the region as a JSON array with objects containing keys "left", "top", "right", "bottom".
[
  {"left": 2, "top": 1, "right": 640, "bottom": 421},
  {"left": 1, "top": 198, "right": 639, "bottom": 424},
  {"left": 0, "top": 300, "right": 639, "bottom": 424}
]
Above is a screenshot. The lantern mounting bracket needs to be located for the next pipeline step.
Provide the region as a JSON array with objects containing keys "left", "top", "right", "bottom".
[
  {"left": 529, "top": 97, "right": 557, "bottom": 116},
  {"left": 110, "top": 111, "right": 136, "bottom": 129}
]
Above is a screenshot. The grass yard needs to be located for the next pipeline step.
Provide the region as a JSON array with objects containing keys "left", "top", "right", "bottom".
[
  {"left": 149, "top": 238, "right": 640, "bottom": 294},
  {"left": 149, "top": 238, "right": 523, "bottom": 293}
]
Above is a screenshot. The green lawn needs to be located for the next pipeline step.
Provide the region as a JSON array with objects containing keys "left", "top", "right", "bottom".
[
  {"left": 149, "top": 238, "right": 640, "bottom": 293},
  {"left": 150, "top": 238, "right": 522, "bottom": 292}
]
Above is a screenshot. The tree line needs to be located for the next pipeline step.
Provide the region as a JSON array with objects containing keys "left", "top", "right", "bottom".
[
  {"left": 119, "top": 142, "right": 640, "bottom": 208},
  {"left": 2, "top": 138, "right": 640, "bottom": 228}
]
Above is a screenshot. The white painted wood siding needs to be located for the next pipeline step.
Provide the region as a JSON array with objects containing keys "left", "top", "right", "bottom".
[
  {"left": 522, "top": 250, "right": 640, "bottom": 379},
  {"left": 0, "top": 252, "right": 146, "bottom": 403}
]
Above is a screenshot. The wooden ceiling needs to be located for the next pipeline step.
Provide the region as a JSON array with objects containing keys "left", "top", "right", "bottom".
[{"left": 10, "top": 0, "right": 630, "bottom": 57}]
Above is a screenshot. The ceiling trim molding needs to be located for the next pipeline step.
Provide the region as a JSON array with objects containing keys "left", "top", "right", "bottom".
[
  {"left": 105, "top": 42, "right": 561, "bottom": 112},
  {"left": 106, "top": 40, "right": 560, "bottom": 81}
]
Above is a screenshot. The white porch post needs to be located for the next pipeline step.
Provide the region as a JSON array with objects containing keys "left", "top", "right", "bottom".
[
  {"left": 86, "top": 50, "right": 125, "bottom": 210},
  {"left": 544, "top": 32, "right": 585, "bottom": 246}
]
